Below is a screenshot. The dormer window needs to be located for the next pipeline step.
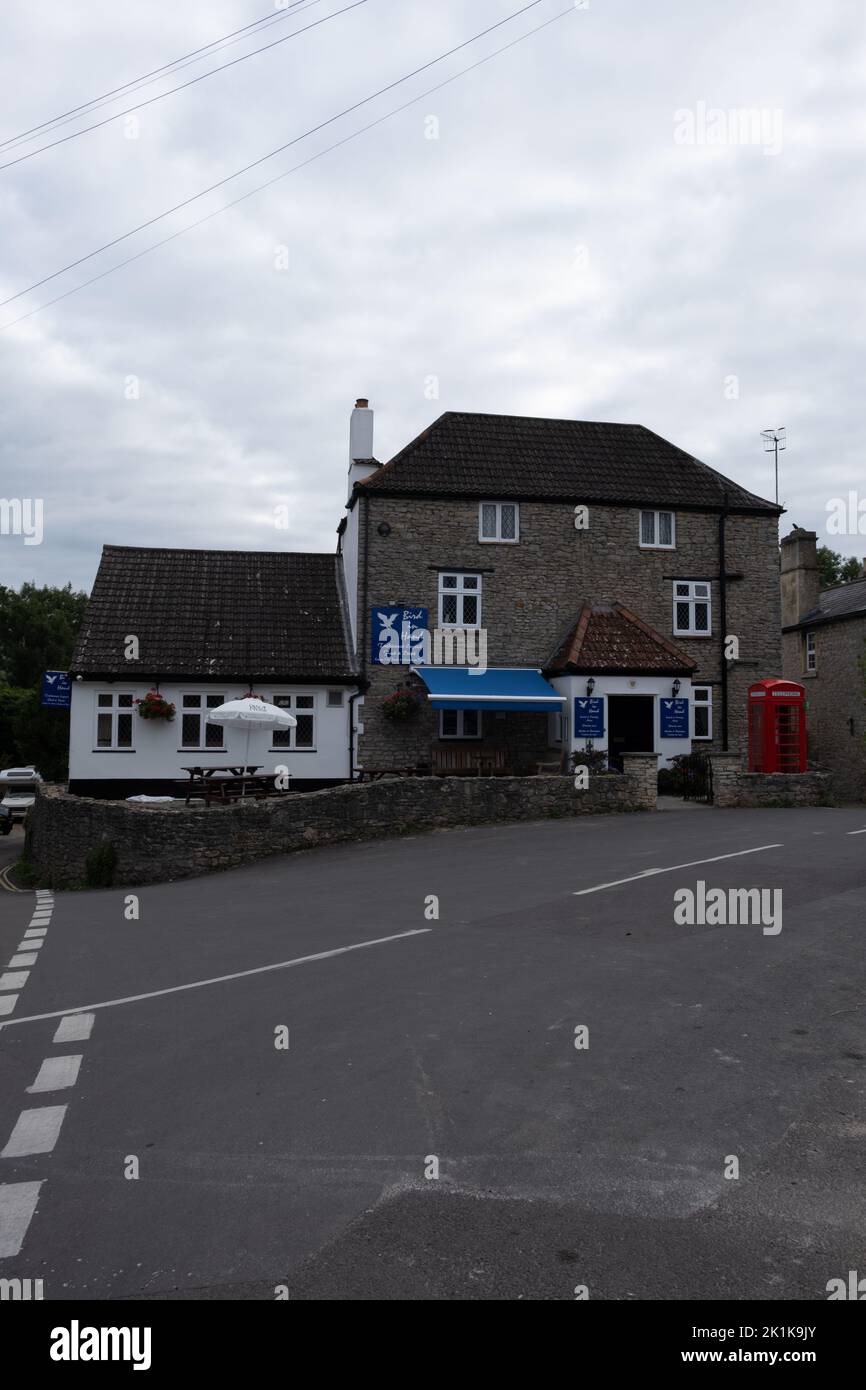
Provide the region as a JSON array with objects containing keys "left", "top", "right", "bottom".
[
  {"left": 479, "top": 501, "right": 519, "bottom": 543},
  {"left": 639, "top": 509, "right": 675, "bottom": 549}
]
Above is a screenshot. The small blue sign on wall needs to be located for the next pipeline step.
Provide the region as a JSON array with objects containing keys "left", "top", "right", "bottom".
[
  {"left": 574, "top": 696, "right": 605, "bottom": 738},
  {"left": 371, "top": 607, "right": 429, "bottom": 665},
  {"left": 660, "top": 697, "right": 689, "bottom": 738},
  {"left": 41, "top": 670, "right": 71, "bottom": 709}
]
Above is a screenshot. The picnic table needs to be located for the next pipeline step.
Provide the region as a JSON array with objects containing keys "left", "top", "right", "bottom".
[{"left": 179, "top": 766, "right": 283, "bottom": 806}]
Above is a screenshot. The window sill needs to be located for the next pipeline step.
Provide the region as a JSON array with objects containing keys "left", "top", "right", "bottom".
[
  {"left": 478, "top": 538, "right": 518, "bottom": 545},
  {"left": 92, "top": 748, "right": 136, "bottom": 753},
  {"left": 177, "top": 749, "right": 226, "bottom": 754},
  {"left": 269, "top": 748, "right": 317, "bottom": 753},
  {"left": 674, "top": 633, "right": 713, "bottom": 640},
  {"left": 639, "top": 544, "right": 676, "bottom": 551}
]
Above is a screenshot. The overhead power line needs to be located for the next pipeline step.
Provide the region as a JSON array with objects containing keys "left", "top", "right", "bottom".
[
  {"left": 0, "top": 1, "right": 314, "bottom": 153},
  {"left": 0, "top": 0, "right": 367, "bottom": 172},
  {"left": 0, "top": 7, "right": 575, "bottom": 332},
  {"left": 0, "top": 0, "right": 546, "bottom": 309}
]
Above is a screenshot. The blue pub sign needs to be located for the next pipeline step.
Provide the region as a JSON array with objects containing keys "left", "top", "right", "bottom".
[
  {"left": 371, "top": 607, "right": 429, "bottom": 665},
  {"left": 573, "top": 696, "right": 605, "bottom": 738},
  {"left": 41, "top": 670, "right": 71, "bottom": 708},
  {"left": 660, "top": 697, "right": 689, "bottom": 738}
]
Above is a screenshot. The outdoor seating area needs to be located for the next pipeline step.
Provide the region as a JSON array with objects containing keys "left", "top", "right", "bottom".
[{"left": 178, "top": 766, "right": 284, "bottom": 806}]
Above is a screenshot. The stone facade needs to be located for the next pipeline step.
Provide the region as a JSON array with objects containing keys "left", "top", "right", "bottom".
[
  {"left": 711, "top": 755, "right": 834, "bottom": 808},
  {"left": 28, "top": 757, "right": 658, "bottom": 888},
  {"left": 780, "top": 528, "right": 866, "bottom": 803},
  {"left": 782, "top": 618, "right": 866, "bottom": 801},
  {"left": 354, "top": 494, "right": 781, "bottom": 767}
]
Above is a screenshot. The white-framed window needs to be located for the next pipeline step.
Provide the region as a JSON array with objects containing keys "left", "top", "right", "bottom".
[
  {"left": 271, "top": 693, "right": 316, "bottom": 750},
  {"left": 327, "top": 689, "right": 344, "bottom": 707},
  {"left": 181, "top": 693, "right": 226, "bottom": 749},
  {"left": 479, "top": 501, "right": 519, "bottom": 543},
  {"left": 439, "top": 709, "right": 482, "bottom": 740},
  {"left": 692, "top": 685, "right": 713, "bottom": 740},
  {"left": 439, "top": 572, "right": 482, "bottom": 629},
  {"left": 805, "top": 631, "right": 817, "bottom": 672},
  {"left": 639, "top": 509, "right": 675, "bottom": 549},
  {"left": 96, "top": 691, "right": 134, "bottom": 749},
  {"left": 673, "top": 581, "right": 712, "bottom": 636}
]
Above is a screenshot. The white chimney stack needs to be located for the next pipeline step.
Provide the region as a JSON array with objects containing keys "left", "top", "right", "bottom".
[{"left": 349, "top": 397, "right": 374, "bottom": 463}]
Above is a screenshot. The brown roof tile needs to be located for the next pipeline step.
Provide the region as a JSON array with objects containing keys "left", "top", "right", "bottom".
[{"left": 546, "top": 604, "right": 697, "bottom": 675}]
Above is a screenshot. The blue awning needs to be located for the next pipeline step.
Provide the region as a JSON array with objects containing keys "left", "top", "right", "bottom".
[{"left": 413, "top": 667, "right": 565, "bottom": 712}]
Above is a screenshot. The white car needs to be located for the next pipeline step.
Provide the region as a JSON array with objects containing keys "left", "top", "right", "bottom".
[{"left": 0, "top": 767, "right": 43, "bottom": 822}]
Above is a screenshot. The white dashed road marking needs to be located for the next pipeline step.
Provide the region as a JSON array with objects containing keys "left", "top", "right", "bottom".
[
  {"left": 1, "top": 1106, "right": 68, "bottom": 1158},
  {"left": 573, "top": 844, "right": 785, "bottom": 896},
  {"left": 0, "top": 996, "right": 18, "bottom": 1018},
  {"left": 0, "top": 1181, "right": 43, "bottom": 1258},
  {"left": 16, "top": 940, "right": 42, "bottom": 951},
  {"left": 53, "top": 1013, "right": 95, "bottom": 1043},
  {"left": 23, "top": 929, "right": 47, "bottom": 939},
  {"left": 9, "top": 953, "right": 38, "bottom": 968},
  {"left": 0, "top": 928, "right": 433, "bottom": 1029},
  {"left": 0, "top": 971, "right": 29, "bottom": 990},
  {"left": 847, "top": 829, "right": 866, "bottom": 835},
  {"left": 26, "top": 1056, "right": 83, "bottom": 1094}
]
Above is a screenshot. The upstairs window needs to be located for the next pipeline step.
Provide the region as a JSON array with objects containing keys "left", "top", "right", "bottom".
[
  {"left": 639, "top": 509, "right": 675, "bottom": 549},
  {"left": 673, "top": 581, "right": 711, "bottom": 636},
  {"left": 479, "top": 501, "right": 519, "bottom": 543},
  {"left": 439, "top": 572, "right": 482, "bottom": 629},
  {"left": 96, "top": 692, "right": 134, "bottom": 749},
  {"left": 181, "top": 693, "right": 226, "bottom": 749},
  {"left": 805, "top": 631, "right": 817, "bottom": 672}
]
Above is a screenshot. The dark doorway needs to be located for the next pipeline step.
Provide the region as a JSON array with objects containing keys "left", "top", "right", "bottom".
[{"left": 608, "top": 695, "right": 654, "bottom": 770}]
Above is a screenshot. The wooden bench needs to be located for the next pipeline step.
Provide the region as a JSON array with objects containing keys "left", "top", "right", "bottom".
[{"left": 431, "top": 746, "right": 509, "bottom": 776}]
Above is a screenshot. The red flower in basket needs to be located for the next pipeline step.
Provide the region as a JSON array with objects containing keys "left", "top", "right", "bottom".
[{"left": 134, "top": 689, "right": 176, "bottom": 721}]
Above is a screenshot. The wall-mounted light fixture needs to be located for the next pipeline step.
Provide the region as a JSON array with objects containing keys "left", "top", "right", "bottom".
[
  {"left": 672, "top": 678, "right": 681, "bottom": 697},
  {"left": 586, "top": 676, "right": 595, "bottom": 697}
]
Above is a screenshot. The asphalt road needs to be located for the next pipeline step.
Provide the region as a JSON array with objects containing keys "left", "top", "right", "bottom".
[{"left": 0, "top": 803, "right": 864, "bottom": 1300}]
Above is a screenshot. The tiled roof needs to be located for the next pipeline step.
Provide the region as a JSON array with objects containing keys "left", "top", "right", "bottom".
[
  {"left": 797, "top": 575, "right": 866, "bottom": 627},
  {"left": 71, "top": 546, "right": 358, "bottom": 681},
  {"left": 546, "top": 604, "right": 697, "bottom": 675},
  {"left": 358, "top": 412, "right": 780, "bottom": 513}
]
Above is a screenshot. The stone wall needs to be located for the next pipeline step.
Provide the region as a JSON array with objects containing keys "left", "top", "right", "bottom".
[
  {"left": 27, "top": 755, "right": 658, "bottom": 889},
  {"left": 782, "top": 618, "right": 866, "bottom": 803},
  {"left": 711, "top": 755, "right": 834, "bottom": 808}
]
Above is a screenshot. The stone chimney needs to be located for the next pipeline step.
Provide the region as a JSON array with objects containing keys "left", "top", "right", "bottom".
[{"left": 780, "top": 528, "right": 819, "bottom": 626}]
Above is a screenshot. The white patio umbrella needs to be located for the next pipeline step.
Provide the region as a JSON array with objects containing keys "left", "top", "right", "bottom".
[{"left": 205, "top": 696, "right": 297, "bottom": 796}]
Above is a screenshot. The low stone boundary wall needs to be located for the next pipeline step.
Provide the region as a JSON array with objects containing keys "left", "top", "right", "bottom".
[
  {"left": 712, "top": 756, "right": 834, "bottom": 808},
  {"left": 27, "top": 756, "right": 658, "bottom": 889}
]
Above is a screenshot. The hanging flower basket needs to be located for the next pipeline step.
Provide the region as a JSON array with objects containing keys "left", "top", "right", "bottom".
[
  {"left": 382, "top": 687, "right": 420, "bottom": 722},
  {"left": 135, "top": 689, "right": 176, "bottom": 721}
]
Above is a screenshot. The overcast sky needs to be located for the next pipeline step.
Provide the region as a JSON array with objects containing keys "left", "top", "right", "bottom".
[{"left": 1, "top": 0, "right": 864, "bottom": 593}]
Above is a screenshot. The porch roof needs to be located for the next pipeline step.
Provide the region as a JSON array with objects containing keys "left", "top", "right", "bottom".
[
  {"left": 546, "top": 604, "right": 697, "bottom": 676},
  {"left": 413, "top": 667, "right": 565, "bottom": 712}
]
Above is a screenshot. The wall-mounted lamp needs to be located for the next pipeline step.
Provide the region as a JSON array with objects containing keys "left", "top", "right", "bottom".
[
  {"left": 672, "top": 679, "right": 681, "bottom": 697},
  {"left": 586, "top": 676, "right": 595, "bottom": 697}
]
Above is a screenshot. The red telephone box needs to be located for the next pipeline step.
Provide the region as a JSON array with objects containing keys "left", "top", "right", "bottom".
[{"left": 748, "top": 679, "right": 807, "bottom": 772}]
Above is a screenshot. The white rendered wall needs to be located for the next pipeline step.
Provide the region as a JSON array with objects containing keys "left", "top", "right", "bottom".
[{"left": 549, "top": 675, "right": 695, "bottom": 768}]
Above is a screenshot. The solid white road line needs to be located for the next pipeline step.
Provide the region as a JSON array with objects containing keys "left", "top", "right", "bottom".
[
  {"left": 0, "top": 928, "right": 433, "bottom": 1029},
  {"left": 26, "top": 1056, "right": 83, "bottom": 1094},
  {"left": 9, "top": 953, "right": 38, "bottom": 968},
  {"left": 0, "top": 1181, "right": 43, "bottom": 1258},
  {"left": 53, "top": 1013, "right": 95, "bottom": 1043},
  {"left": 1, "top": 1107, "right": 67, "bottom": 1158},
  {"left": 0, "top": 971, "right": 29, "bottom": 990},
  {"left": 0, "top": 996, "right": 18, "bottom": 1018},
  {"left": 847, "top": 829, "right": 866, "bottom": 835},
  {"left": 573, "top": 844, "right": 785, "bottom": 896}
]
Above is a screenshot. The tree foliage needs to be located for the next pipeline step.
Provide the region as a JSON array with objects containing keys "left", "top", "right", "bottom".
[
  {"left": 0, "top": 582, "right": 89, "bottom": 781},
  {"left": 817, "top": 546, "right": 863, "bottom": 589}
]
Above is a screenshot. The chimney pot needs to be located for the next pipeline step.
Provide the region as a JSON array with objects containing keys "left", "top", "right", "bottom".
[{"left": 355, "top": 397, "right": 369, "bottom": 409}]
